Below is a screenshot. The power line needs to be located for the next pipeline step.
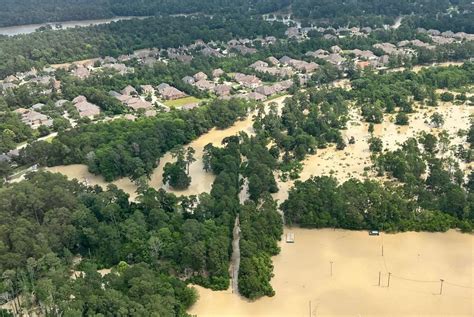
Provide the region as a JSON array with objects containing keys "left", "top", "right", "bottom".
[{"left": 444, "top": 281, "right": 474, "bottom": 289}]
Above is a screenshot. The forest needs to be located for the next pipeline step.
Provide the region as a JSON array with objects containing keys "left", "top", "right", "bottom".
[
  {"left": 1, "top": 127, "right": 287, "bottom": 314},
  {"left": 2, "top": 0, "right": 472, "bottom": 32},
  {"left": 0, "top": 0, "right": 291, "bottom": 27}
]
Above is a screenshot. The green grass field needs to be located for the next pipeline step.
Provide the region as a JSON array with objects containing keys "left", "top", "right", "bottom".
[{"left": 163, "top": 96, "right": 202, "bottom": 107}]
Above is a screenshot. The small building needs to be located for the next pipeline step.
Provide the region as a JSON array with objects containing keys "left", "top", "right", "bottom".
[
  {"left": 14, "top": 108, "right": 53, "bottom": 129},
  {"left": 121, "top": 85, "right": 138, "bottom": 96},
  {"left": 182, "top": 76, "right": 195, "bottom": 85},
  {"left": 159, "top": 86, "right": 187, "bottom": 100},
  {"left": 193, "top": 71, "right": 208, "bottom": 82},
  {"left": 286, "top": 233, "right": 295, "bottom": 243},
  {"left": 73, "top": 96, "right": 100, "bottom": 118},
  {"left": 212, "top": 68, "right": 225, "bottom": 78}
]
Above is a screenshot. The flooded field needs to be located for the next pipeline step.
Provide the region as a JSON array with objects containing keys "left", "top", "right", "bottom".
[
  {"left": 301, "top": 101, "right": 471, "bottom": 181},
  {"left": 189, "top": 228, "right": 474, "bottom": 317}
]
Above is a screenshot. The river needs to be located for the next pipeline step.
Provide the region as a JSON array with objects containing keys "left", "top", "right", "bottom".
[{"left": 0, "top": 16, "right": 148, "bottom": 36}]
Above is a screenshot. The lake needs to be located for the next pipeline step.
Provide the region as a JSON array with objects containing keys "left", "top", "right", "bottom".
[{"left": 0, "top": 16, "right": 148, "bottom": 36}]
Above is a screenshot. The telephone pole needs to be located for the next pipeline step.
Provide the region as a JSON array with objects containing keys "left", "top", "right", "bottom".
[
  {"left": 439, "top": 279, "right": 444, "bottom": 295},
  {"left": 378, "top": 271, "right": 381, "bottom": 286},
  {"left": 387, "top": 272, "right": 391, "bottom": 287},
  {"left": 330, "top": 261, "right": 333, "bottom": 277},
  {"left": 309, "top": 300, "right": 312, "bottom": 317}
]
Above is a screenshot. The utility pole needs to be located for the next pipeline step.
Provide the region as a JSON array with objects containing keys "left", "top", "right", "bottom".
[
  {"left": 387, "top": 272, "right": 391, "bottom": 288},
  {"left": 439, "top": 279, "right": 444, "bottom": 295},
  {"left": 330, "top": 261, "right": 333, "bottom": 277},
  {"left": 309, "top": 300, "right": 312, "bottom": 317},
  {"left": 381, "top": 244, "right": 384, "bottom": 256},
  {"left": 378, "top": 271, "right": 381, "bottom": 286}
]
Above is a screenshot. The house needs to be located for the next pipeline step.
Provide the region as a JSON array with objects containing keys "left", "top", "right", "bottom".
[
  {"left": 256, "top": 85, "right": 276, "bottom": 96},
  {"left": 279, "top": 56, "right": 293, "bottom": 65},
  {"left": 249, "top": 60, "right": 269, "bottom": 69},
  {"left": 0, "top": 82, "right": 17, "bottom": 90},
  {"left": 182, "top": 76, "right": 195, "bottom": 85},
  {"left": 31, "top": 103, "right": 46, "bottom": 110},
  {"left": 195, "top": 79, "right": 215, "bottom": 91},
  {"left": 125, "top": 98, "right": 153, "bottom": 111},
  {"left": 233, "top": 73, "right": 261, "bottom": 89},
  {"left": 159, "top": 86, "right": 187, "bottom": 100},
  {"left": 4, "top": 75, "right": 18, "bottom": 83},
  {"left": 55, "top": 99, "right": 68, "bottom": 108},
  {"left": 325, "top": 53, "right": 345, "bottom": 66},
  {"left": 212, "top": 68, "right": 225, "bottom": 78},
  {"left": 331, "top": 45, "right": 342, "bottom": 53},
  {"left": 255, "top": 66, "right": 294, "bottom": 78},
  {"left": 14, "top": 108, "right": 53, "bottom": 129},
  {"left": 214, "top": 84, "right": 231, "bottom": 96},
  {"left": 140, "top": 85, "right": 155, "bottom": 95},
  {"left": 103, "top": 63, "right": 130, "bottom": 75},
  {"left": 356, "top": 61, "right": 371, "bottom": 69},
  {"left": 289, "top": 60, "right": 319, "bottom": 73},
  {"left": 121, "top": 85, "right": 138, "bottom": 96},
  {"left": 72, "top": 66, "right": 90, "bottom": 79},
  {"left": 193, "top": 72, "right": 208, "bottom": 82},
  {"left": 230, "top": 45, "right": 257, "bottom": 55},
  {"left": 267, "top": 56, "right": 280, "bottom": 65},
  {"left": 73, "top": 96, "right": 101, "bottom": 118},
  {"left": 246, "top": 92, "right": 267, "bottom": 101}
]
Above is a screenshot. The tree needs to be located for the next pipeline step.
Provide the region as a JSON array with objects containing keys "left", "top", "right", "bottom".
[
  {"left": 440, "top": 92, "right": 454, "bottom": 102},
  {"left": 430, "top": 112, "right": 445, "bottom": 128},
  {"left": 185, "top": 147, "right": 196, "bottom": 175},
  {"left": 162, "top": 161, "right": 191, "bottom": 190},
  {"left": 368, "top": 123, "right": 374, "bottom": 134},
  {"left": 395, "top": 112, "right": 409, "bottom": 125},
  {"left": 369, "top": 137, "right": 383, "bottom": 153},
  {"left": 361, "top": 103, "right": 383, "bottom": 123}
]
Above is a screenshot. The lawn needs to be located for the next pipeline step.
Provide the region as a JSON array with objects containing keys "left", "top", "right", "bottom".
[{"left": 163, "top": 96, "right": 202, "bottom": 108}]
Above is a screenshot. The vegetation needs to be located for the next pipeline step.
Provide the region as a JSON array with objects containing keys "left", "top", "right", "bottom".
[{"left": 17, "top": 98, "right": 250, "bottom": 181}]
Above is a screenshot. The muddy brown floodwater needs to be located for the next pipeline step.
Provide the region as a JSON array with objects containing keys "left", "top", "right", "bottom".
[
  {"left": 45, "top": 96, "right": 289, "bottom": 199},
  {"left": 189, "top": 228, "right": 474, "bottom": 317}
]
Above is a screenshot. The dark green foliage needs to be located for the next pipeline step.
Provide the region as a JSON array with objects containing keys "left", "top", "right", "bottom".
[
  {"left": 17, "top": 98, "right": 250, "bottom": 181},
  {"left": 282, "top": 176, "right": 461, "bottom": 232},
  {"left": 238, "top": 198, "right": 282, "bottom": 299},
  {"left": 0, "top": 111, "right": 33, "bottom": 153},
  {"left": 369, "top": 137, "right": 383, "bottom": 153},
  {"left": 395, "top": 112, "right": 409, "bottom": 125}
]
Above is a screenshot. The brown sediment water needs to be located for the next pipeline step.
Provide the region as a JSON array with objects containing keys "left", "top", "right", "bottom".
[
  {"left": 46, "top": 164, "right": 139, "bottom": 200},
  {"left": 189, "top": 228, "right": 474, "bottom": 317},
  {"left": 44, "top": 96, "right": 290, "bottom": 199}
]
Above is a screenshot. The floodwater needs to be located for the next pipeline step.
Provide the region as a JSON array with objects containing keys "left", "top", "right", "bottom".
[
  {"left": 44, "top": 95, "right": 471, "bottom": 204},
  {"left": 46, "top": 164, "right": 138, "bottom": 200},
  {"left": 189, "top": 228, "right": 474, "bottom": 317},
  {"left": 45, "top": 96, "right": 289, "bottom": 199},
  {"left": 0, "top": 16, "right": 147, "bottom": 36}
]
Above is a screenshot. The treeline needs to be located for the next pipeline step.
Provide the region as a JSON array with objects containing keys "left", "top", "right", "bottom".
[
  {"left": 239, "top": 198, "right": 282, "bottom": 299},
  {"left": 17, "top": 98, "right": 250, "bottom": 181},
  {"left": 352, "top": 63, "right": 474, "bottom": 124},
  {"left": 0, "top": 15, "right": 286, "bottom": 78},
  {"left": 0, "top": 0, "right": 291, "bottom": 27},
  {"left": 291, "top": 0, "right": 471, "bottom": 29}
]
